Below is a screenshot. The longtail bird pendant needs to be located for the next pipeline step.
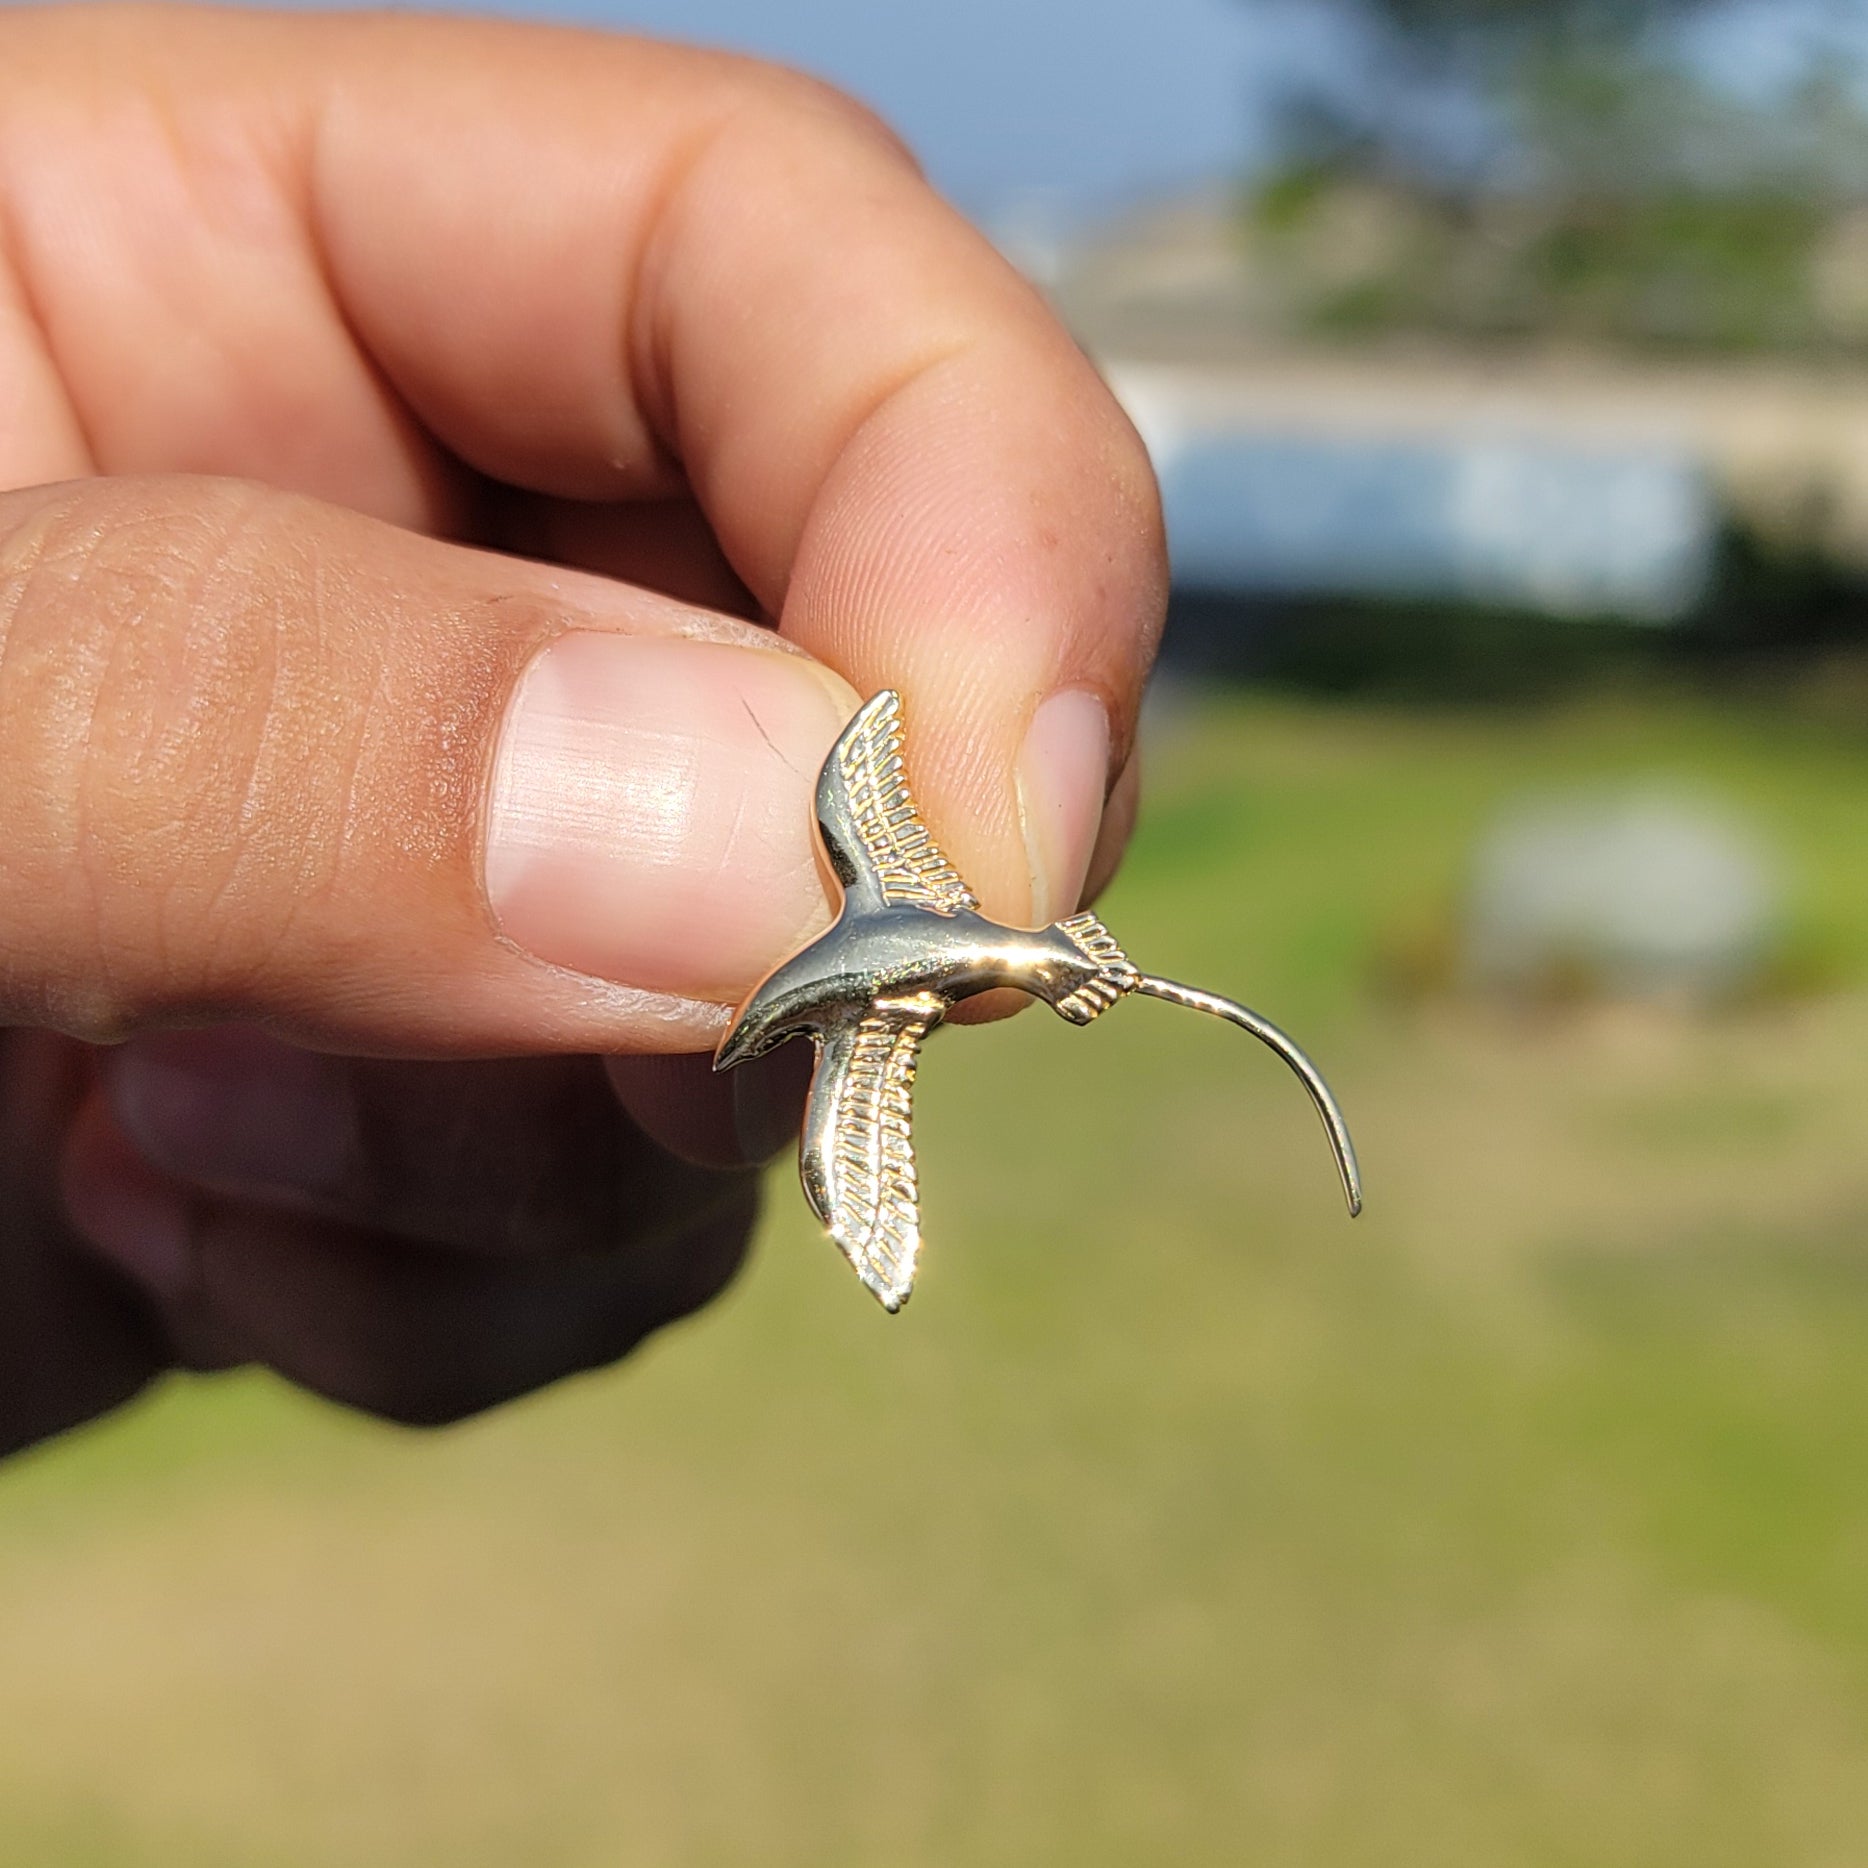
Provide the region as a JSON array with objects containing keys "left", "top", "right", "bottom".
[{"left": 715, "top": 691, "right": 1362, "bottom": 1312}]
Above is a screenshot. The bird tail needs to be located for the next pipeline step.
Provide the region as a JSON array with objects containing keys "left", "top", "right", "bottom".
[{"left": 1055, "top": 913, "right": 1142, "bottom": 1024}]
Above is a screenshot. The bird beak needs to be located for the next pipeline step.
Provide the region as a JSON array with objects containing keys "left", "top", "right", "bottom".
[{"left": 1133, "top": 976, "right": 1363, "bottom": 1219}]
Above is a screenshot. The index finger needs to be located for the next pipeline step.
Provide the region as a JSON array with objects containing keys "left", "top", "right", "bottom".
[{"left": 8, "top": 7, "right": 1167, "bottom": 924}]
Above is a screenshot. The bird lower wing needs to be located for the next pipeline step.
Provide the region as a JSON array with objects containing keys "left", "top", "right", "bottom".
[{"left": 800, "top": 992, "right": 943, "bottom": 1312}]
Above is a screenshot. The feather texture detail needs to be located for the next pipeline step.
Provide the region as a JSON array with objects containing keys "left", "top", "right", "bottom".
[{"left": 800, "top": 992, "right": 944, "bottom": 1311}]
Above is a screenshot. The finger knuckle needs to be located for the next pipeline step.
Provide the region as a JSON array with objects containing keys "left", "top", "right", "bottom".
[
  {"left": 344, "top": 1215, "right": 754, "bottom": 1428},
  {"left": 352, "top": 1323, "right": 604, "bottom": 1434},
  {"left": 365, "top": 1367, "right": 517, "bottom": 1432},
  {"left": 316, "top": 1284, "right": 523, "bottom": 1429},
  {"left": 740, "top": 65, "right": 920, "bottom": 171}
]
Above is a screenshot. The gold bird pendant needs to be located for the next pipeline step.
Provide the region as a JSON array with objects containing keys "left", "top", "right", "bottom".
[{"left": 715, "top": 690, "right": 1361, "bottom": 1312}]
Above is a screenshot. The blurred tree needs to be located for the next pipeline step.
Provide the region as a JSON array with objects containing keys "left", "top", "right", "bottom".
[
  {"left": 1355, "top": 0, "right": 1705, "bottom": 39},
  {"left": 1244, "top": 0, "right": 1868, "bottom": 353}
]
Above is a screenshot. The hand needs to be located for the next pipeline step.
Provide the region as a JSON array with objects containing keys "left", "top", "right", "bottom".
[{"left": 0, "top": 5, "right": 1166, "bottom": 1452}]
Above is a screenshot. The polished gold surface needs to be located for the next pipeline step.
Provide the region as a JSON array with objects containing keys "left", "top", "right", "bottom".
[{"left": 716, "top": 690, "right": 1361, "bottom": 1309}]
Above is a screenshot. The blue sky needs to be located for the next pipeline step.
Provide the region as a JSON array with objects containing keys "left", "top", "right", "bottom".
[{"left": 270, "top": 0, "right": 1864, "bottom": 220}]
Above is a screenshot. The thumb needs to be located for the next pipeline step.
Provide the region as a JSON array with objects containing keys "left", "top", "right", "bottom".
[{"left": 0, "top": 477, "right": 858, "bottom": 1053}]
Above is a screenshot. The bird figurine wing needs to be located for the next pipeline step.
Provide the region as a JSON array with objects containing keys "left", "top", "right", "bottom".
[
  {"left": 815, "top": 690, "right": 979, "bottom": 917},
  {"left": 800, "top": 991, "right": 944, "bottom": 1311}
]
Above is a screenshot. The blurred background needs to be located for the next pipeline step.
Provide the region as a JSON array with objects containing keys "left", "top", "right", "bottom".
[{"left": 11, "top": 1, "right": 1868, "bottom": 1862}]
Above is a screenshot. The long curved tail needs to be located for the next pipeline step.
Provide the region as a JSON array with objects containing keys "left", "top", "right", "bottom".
[{"left": 1135, "top": 976, "right": 1363, "bottom": 1218}]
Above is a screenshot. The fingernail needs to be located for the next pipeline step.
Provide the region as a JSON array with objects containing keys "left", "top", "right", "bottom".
[
  {"left": 486, "top": 636, "right": 856, "bottom": 1001},
  {"left": 108, "top": 1028, "right": 358, "bottom": 1199},
  {"left": 1016, "top": 689, "right": 1111, "bottom": 925}
]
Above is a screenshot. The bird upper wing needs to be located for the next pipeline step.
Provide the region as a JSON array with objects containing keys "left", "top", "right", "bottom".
[
  {"left": 799, "top": 992, "right": 943, "bottom": 1312},
  {"left": 815, "top": 691, "right": 979, "bottom": 917}
]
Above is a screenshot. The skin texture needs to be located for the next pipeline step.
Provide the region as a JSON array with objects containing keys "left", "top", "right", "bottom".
[{"left": 0, "top": 6, "right": 1166, "bottom": 1453}]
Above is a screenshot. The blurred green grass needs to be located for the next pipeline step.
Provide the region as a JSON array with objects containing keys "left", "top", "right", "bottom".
[{"left": 5, "top": 686, "right": 1868, "bottom": 1866}]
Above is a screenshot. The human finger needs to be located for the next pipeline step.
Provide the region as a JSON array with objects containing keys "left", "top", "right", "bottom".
[
  {"left": 602, "top": 1044, "right": 815, "bottom": 1173},
  {"left": 3, "top": 7, "right": 1166, "bottom": 931},
  {"left": 0, "top": 475, "right": 860, "bottom": 1054},
  {"left": 61, "top": 1089, "right": 756, "bottom": 1428},
  {"left": 317, "top": 17, "right": 1169, "bottom": 926},
  {"left": 102, "top": 1031, "right": 752, "bottom": 1257},
  {"left": 1083, "top": 751, "right": 1143, "bottom": 908},
  {"left": 0, "top": 1031, "right": 165, "bottom": 1453},
  {"left": 485, "top": 492, "right": 763, "bottom": 621}
]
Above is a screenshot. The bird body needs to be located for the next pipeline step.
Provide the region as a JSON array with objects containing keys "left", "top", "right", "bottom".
[
  {"left": 715, "top": 690, "right": 1359, "bottom": 1312},
  {"left": 715, "top": 906, "right": 1129, "bottom": 1073}
]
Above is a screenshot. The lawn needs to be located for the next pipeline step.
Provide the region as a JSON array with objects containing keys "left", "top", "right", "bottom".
[{"left": 3, "top": 684, "right": 1868, "bottom": 1866}]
